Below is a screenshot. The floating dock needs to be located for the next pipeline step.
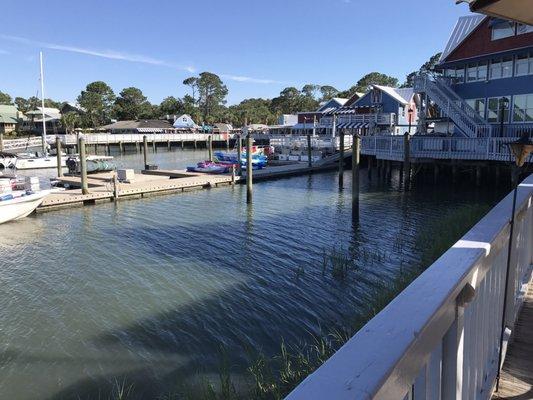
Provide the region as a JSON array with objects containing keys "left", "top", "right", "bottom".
[{"left": 37, "top": 151, "right": 351, "bottom": 213}]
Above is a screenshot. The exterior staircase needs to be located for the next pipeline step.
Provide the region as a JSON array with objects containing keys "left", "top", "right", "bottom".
[{"left": 414, "top": 73, "right": 492, "bottom": 137}]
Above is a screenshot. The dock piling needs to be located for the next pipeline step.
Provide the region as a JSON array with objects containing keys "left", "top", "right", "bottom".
[
  {"left": 339, "top": 132, "right": 344, "bottom": 188},
  {"left": 352, "top": 133, "right": 360, "bottom": 205},
  {"left": 56, "top": 136, "right": 63, "bottom": 177},
  {"left": 403, "top": 132, "right": 411, "bottom": 188},
  {"left": 113, "top": 172, "right": 119, "bottom": 199},
  {"left": 79, "top": 137, "right": 89, "bottom": 195},
  {"left": 237, "top": 136, "right": 242, "bottom": 176},
  {"left": 307, "top": 133, "right": 312, "bottom": 168},
  {"left": 246, "top": 133, "right": 253, "bottom": 204},
  {"left": 143, "top": 135, "right": 148, "bottom": 169},
  {"left": 0, "top": 132, "right": 4, "bottom": 151},
  {"left": 208, "top": 135, "right": 213, "bottom": 162}
]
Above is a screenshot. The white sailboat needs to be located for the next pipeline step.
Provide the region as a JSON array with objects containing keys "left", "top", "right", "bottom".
[{"left": 14, "top": 52, "right": 67, "bottom": 170}]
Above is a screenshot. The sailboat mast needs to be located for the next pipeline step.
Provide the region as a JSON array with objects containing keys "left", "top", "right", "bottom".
[{"left": 39, "top": 51, "right": 47, "bottom": 155}]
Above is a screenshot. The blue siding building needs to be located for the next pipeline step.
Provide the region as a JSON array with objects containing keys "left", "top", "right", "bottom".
[{"left": 420, "top": 15, "right": 533, "bottom": 137}]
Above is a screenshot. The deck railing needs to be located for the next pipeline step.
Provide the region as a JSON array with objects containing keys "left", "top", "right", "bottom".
[
  {"left": 287, "top": 174, "right": 533, "bottom": 400},
  {"left": 360, "top": 135, "right": 529, "bottom": 162},
  {"left": 55, "top": 133, "right": 235, "bottom": 145}
]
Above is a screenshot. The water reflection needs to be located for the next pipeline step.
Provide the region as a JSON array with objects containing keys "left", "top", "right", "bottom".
[{"left": 0, "top": 160, "right": 506, "bottom": 399}]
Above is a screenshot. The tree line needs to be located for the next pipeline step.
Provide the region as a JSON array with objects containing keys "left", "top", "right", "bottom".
[{"left": 0, "top": 53, "right": 441, "bottom": 130}]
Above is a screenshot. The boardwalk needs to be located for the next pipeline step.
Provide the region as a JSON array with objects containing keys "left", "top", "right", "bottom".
[{"left": 493, "top": 280, "right": 533, "bottom": 400}]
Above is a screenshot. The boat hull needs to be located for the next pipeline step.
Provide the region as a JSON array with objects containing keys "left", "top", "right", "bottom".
[
  {"left": 15, "top": 157, "right": 67, "bottom": 170},
  {"left": 0, "top": 191, "right": 49, "bottom": 224}
]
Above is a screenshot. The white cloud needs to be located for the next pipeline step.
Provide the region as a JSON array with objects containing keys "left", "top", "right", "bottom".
[
  {"left": 0, "top": 34, "right": 196, "bottom": 73},
  {"left": 0, "top": 34, "right": 282, "bottom": 85},
  {"left": 221, "top": 74, "right": 284, "bottom": 84}
]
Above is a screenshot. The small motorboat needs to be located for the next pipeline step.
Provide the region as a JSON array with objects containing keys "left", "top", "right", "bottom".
[
  {"left": 0, "top": 191, "right": 49, "bottom": 224},
  {"left": 187, "top": 161, "right": 230, "bottom": 174},
  {"left": 0, "top": 176, "right": 49, "bottom": 224}
]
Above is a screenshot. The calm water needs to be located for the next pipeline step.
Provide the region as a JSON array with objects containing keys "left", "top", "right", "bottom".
[{"left": 0, "top": 150, "right": 506, "bottom": 399}]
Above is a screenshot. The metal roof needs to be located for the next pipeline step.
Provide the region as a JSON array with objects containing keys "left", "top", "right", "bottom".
[{"left": 440, "top": 14, "right": 486, "bottom": 62}]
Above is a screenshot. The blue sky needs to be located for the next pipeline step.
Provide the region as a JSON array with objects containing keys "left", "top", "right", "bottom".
[{"left": 0, "top": 0, "right": 469, "bottom": 105}]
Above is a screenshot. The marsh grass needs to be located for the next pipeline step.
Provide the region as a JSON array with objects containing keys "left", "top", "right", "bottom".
[{"left": 107, "top": 203, "right": 491, "bottom": 400}]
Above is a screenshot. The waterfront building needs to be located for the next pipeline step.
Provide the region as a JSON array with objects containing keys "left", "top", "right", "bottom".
[
  {"left": 291, "top": 97, "right": 349, "bottom": 135},
  {"left": 417, "top": 15, "right": 533, "bottom": 137},
  {"left": 172, "top": 114, "right": 199, "bottom": 130},
  {"left": 22, "top": 106, "right": 61, "bottom": 134},
  {"left": 0, "top": 104, "right": 24, "bottom": 134},
  {"left": 323, "top": 86, "right": 419, "bottom": 136},
  {"left": 101, "top": 119, "right": 174, "bottom": 134}
]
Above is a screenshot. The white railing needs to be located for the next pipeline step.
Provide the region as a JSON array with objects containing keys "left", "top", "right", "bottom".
[
  {"left": 269, "top": 134, "right": 353, "bottom": 150},
  {"left": 361, "top": 135, "right": 531, "bottom": 162},
  {"left": 56, "top": 133, "right": 235, "bottom": 145},
  {"left": 336, "top": 113, "right": 395, "bottom": 126},
  {"left": 287, "top": 174, "right": 533, "bottom": 400},
  {"left": 2, "top": 136, "right": 55, "bottom": 151},
  {"left": 415, "top": 74, "right": 492, "bottom": 138}
]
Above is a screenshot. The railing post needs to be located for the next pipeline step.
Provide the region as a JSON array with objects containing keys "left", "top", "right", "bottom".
[{"left": 442, "top": 307, "right": 465, "bottom": 400}]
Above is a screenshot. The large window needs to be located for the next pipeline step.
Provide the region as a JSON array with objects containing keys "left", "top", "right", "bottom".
[
  {"left": 491, "top": 20, "right": 515, "bottom": 40},
  {"left": 516, "top": 24, "right": 533, "bottom": 35},
  {"left": 445, "top": 67, "right": 465, "bottom": 83},
  {"left": 467, "top": 62, "right": 488, "bottom": 82},
  {"left": 515, "top": 53, "right": 533, "bottom": 76},
  {"left": 466, "top": 98, "right": 486, "bottom": 118},
  {"left": 487, "top": 97, "right": 510, "bottom": 123},
  {"left": 490, "top": 57, "right": 513, "bottom": 79},
  {"left": 513, "top": 94, "right": 533, "bottom": 122}
]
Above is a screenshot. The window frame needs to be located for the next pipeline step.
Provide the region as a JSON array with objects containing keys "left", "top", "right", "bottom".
[
  {"left": 491, "top": 20, "right": 516, "bottom": 41},
  {"left": 512, "top": 93, "right": 533, "bottom": 123},
  {"left": 487, "top": 96, "right": 511, "bottom": 123}
]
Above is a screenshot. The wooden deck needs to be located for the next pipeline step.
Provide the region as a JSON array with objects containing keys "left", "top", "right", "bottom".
[
  {"left": 37, "top": 171, "right": 236, "bottom": 212},
  {"left": 493, "top": 280, "right": 533, "bottom": 400}
]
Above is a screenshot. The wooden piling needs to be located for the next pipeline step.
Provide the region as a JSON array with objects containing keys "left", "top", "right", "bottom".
[
  {"left": 113, "top": 173, "right": 119, "bottom": 199},
  {"left": 152, "top": 140, "right": 156, "bottom": 152},
  {"left": 246, "top": 134, "right": 253, "bottom": 204},
  {"left": 339, "top": 131, "right": 344, "bottom": 188},
  {"left": 403, "top": 132, "right": 411, "bottom": 187},
  {"left": 352, "top": 133, "right": 360, "bottom": 203},
  {"left": 79, "top": 137, "right": 89, "bottom": 195},
  {"left": 237, "top": 136, "right": 242, "bottom": 176},
  {"left": 208, "top": 135, "right": 213, "bottom": 162},
  {"left": 307, "top": 132, "right": 312, "bottom": 168},
  {"left": 167, "top": 140, "right": 171, "bottom": 151},
  {"left": 0, "top": 132, "right": 3, "bottom": 152},
  {"left": 143, "top": 135, "right": 148, "bottom": 168},
  {"left": 56, "top": 136, "right": 63, "bottom": 177},
  {"left": 119, "top": 141, "right": 124, "bottom": 154},
  {"left": 226, "top": 137, "right": 230, "bottom": 151}
]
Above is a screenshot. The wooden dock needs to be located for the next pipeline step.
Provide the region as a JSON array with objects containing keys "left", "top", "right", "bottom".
[
  {"left": 37, "top": 151, "right": 350, "bottom": 212},
  {"left": 493, "top": 279, "right": 533, "bottom": 400},
  {"left": 38, "top": 171, "right": 236, "bottom": 212}
]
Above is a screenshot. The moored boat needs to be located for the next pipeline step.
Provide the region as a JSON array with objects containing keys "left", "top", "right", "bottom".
[{"left": 0, "top": 190, "right": 49, "bottom": 224}]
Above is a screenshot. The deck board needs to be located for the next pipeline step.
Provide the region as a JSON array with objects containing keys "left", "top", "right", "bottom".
[{"left": 493, "top": 282, "right": 533, "bottom": 400}]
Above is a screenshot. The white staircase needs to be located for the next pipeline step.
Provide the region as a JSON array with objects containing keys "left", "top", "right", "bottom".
[{"left": 414, "top": 73, "right": 492, "bottom": 137}]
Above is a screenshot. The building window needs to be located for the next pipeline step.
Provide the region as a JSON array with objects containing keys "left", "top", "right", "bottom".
[
  {"left": 491, "top": 20, "right": 515, "bottom": 40},
  {"left": 515, "top": 53, "right": 533, "bottom": 76},
  {"left": 490, "top": 57, "right": 513, "bottom": 79},
  {"left": 466, "top": 98, "right": 486, "bottom": 118},
  {"left": 487, "top": 97, "right": 510, "bottom": 123},
  {"left": 467, "top": 62, "right": 488, "bottom": 82},
  {"left": 512, "top": 94, "right": 533, "bottom": 122},
  {"left": 516, "top": 24, "right": 533, "bottom": 35}
]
